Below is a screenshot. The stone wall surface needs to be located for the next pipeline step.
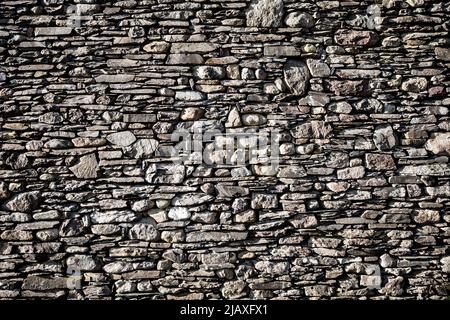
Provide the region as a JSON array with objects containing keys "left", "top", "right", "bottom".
[{"left": 0, "top": 0, "right": 449, "bottom": 299}]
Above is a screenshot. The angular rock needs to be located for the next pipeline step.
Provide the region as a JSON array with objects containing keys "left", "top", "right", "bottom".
[
  {"left": 4, "top": 191, "right": 40, "bottom": 213},
  {"left": 215, "top": 185, "right": 249, "bottom": 197},
  {"left": 330, "top": 80, "right": 369, "bottom": 96},
  {"left": 39, "top": 112, "right": 64, "bottom": 124},
  {"left": 186, "top": 231, "right": 248, "bottom": 242},
  {"left": 69, "top": 154, "right": 99, "bottom": 179},
  {"left": 225, "top": 107, "right": 242, "bottom": 128},
  {"left": 337, "top": 166, "right": 365, "bottom": 180},
  {"left": 400, "top": 164, "right": 450, "bottom": 176},
  {"left": 373, "top": 125, "right": 397, "bottom": 150},
  {"left": 95, "top": 74, "right": 135, "bottom": 83},
  {"left": 251, "top": 193, "right": 278, "bottom": 209},
  {"left": 435, "top": 47, "right": 450, "bottom": 61},
  {"left": 22, "top": 276, "right": 68, "bottom": 290},
  {"left": 129, "top": 223, "right": 159, "bottom": 241},
  {"left": 180, "top": 107, "right": 204, "bottom": 121},
  {"left": 171, "top": 42, "right": 218, "bottom": 53},
  {"left": 283, "top": 59, "right": 310, "bottom": 96},
  {"left": 171, "top": 193, "right": 214, "bottom": 206},
  {"left": 365, "top": 153, "right": 396, "bottom": 170},
  {"left": 145, "top": 163, "right": 185, "bottom": 184},
  {"left": 125, "top": 139, "right": 159, "bottom": 158},
  {"left": 35, "top": 27, "right": 72, "bottom": 36},
  {"left": 255, "top": 261, "right": 289, "bottom": 275},
  {"left": 306, "top": 59, "right": 331, "bottom": 77},
  {"left": 66, "top": 255, "right": 101, "bottom": 271},
  {"left": 334, "top": 29, "right": 379, "bottom": 46},
  {"left": 221, "top": 280, "right": 247, "bottom": 299}
]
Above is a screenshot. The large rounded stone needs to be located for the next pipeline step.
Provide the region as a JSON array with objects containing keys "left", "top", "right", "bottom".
[
  {"left": 246, "top": 0, "right": 284, "bottom": 27},
  {"left": 284, "top": 12, "right": 315, "bottom": 28}
]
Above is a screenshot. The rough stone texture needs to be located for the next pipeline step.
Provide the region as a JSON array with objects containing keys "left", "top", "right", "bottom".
[
  {"left": 0, "top": 0, "right": 449, "bottom": 301},
  {"left": 246, "top": 0, "right": 284, "bottom": 27}
]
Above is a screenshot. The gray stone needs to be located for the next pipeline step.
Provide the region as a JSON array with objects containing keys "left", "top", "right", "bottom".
[
  {"left": 225, "top": 107, "right": 242, "bottom": 128},
  {"left": 66, "top": 255, "right": 101, "bottom": 271},
  {"left": 106, "top": 131, "right": 137, "bottom": 147},
  {"left": 283, "top": 59, "right": 310, "bottom": 96},
  {"left": 255, "top": 261, "right": 289, "bottom": 275},
  {"left": 146, "top": 163, "right": 185, "bottom": 184},
  {"left": 186, "top": 231, "right": 248, "bottom": 242},
  {"left": 95, "top": 74, "right": 135, "bottom": 83},
  {"left": 251, "top": 193, "right": 278, "bottom": 209},
  {"left": 129, "top": 223, "right": 159, "bottom": 241},
  {"left": 143, "top": 41, "right": 170, "bottom": 53},
  {"left": 22, "top": 276, "right": 68, "bottom": 290},
  {"left": 284, "top": 12, "right": 315, "bottom": 28},
  {"left": 171, "top": 43, "right": 218, "bottom": 53},
  {"left": 246, "top": 0, "right": 284, "bottom": 27},
  {"left": 168, "top": 207, "right": 191, "bottom": 220},
  {"left": 373, "top": 125, "right": 397, "bottom": 150},
  {"left": 175, "top": 91, "right": 206, "bottom": 101},
  {"left": 125, "top": 139, "right": 159, "bottom": 158},
  {"left": 39, "top": 112, "right": 64, "bottom": 124},
  {"left": 5, "top": 191, "right": 41, "bottom": 213},
  {"left": 35, "top": 27, "right": 72, "bottom": 36},
  {"left": 306, "top": 59, "right": 331, "bottom": 77},
  {"left": 131, "top": 199, "right": 154, "bottom": 212},
  {"left": 171, "top": 193, "right": 214, "bottom": 206},
  {"left": 167, "top": 54, "right": 204, "bottom": 64},
  {"left": 337, "top": 166, "right": 365, "bottom": 180},
  {"left": 193, "top": 66, "right": 226, "bottom": 80},
  {"left": 69, "top": 154, "right": 99, "bottom": 179},
  {"left": 401, "top": 77, "right": 428, "bottom": 92},
  {"left": 400, "top": 163, "right": 450, "bottom": 176},
  {"left": 215, "top": 185, "right": 249, "bottom": 197},
  {"left": 221, "top": 280, "right": 247, "bottom": 299},
  {"left": 180, "top": 107, "right": 204, "bottom": 121},
  {"left": 425, "top": 133, "right": 450, "bottom": 155}
]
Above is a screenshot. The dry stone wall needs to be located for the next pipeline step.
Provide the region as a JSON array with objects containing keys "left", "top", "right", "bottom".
[{"left": 0, "top": 0, "right": 450, "bottom": 299}]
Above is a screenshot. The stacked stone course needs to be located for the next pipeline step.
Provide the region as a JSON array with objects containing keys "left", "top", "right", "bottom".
[{"left": 0, "top": 0, "right": 449, "bottom": 299}]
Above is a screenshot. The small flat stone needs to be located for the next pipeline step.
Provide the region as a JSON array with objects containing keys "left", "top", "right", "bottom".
[
  {"left": 35, "top": 27, "right": 72, "bottom": 36},
  {"left": 166, "top": 54, "right": 204, "bottom": 64},
  {"left": 175, "top": 91, "right": 206, "bottom": 101},
  {"left": 143, "top": 41, "right": 170, "bottom": 53},
  {"left": 95, "top": 74, "right": 135, "bottom": 83}
]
